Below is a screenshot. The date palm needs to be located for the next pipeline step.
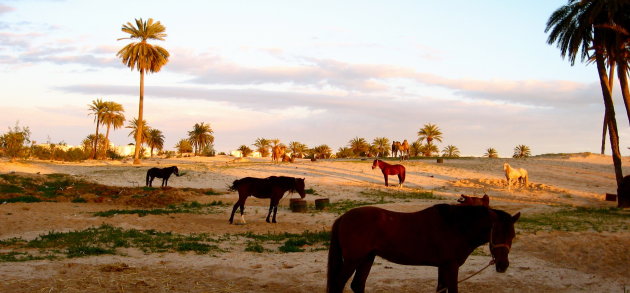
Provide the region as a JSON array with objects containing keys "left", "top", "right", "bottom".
[
  {"left": 253, "top": 138, "right": 271, "bottom": 157},
  {"left": 88, "top": 99, "right": 107, "bottom": 160},
  {"left": 348, "top": 137, "right": 369, "bottom": 157},
  {"left": 442, "top": 145, "right": 460, "bottom": 158},
  {"left": 513, "top": 145, "right": 531, "bottom": 159},
  {"left": 417, "top": 123, "right": 443, "bottom": 150},
  {"left": 410, "top": 141, "right": 423, "bottom": 157},
  {"left": 126, "top": 118, "right": 149, "bottom": 147},
  {"left": 117, "top": 18, "right": 169, "bottom": 164},
  {"left": 288, "top": 141, "right": 308, "bottom": 158},
  {"left": 546, "top": 0, "right": 628, "bottom": 184},
  {"left": 312, "top": 144, "right": 332, "bottom": 159},
  {"left": 238, "top": 145, "right": 253, "bottom": 157},
  {"left": 187, "top": 122, "right": 214, "bottom": 156},
  {"left": 100, "top": 101, "right": 125, "bottom": 159},
  {"left": 371, "top": 137, "right": 390, "bottom": 158},
  {"left": 484, "top": 147, "right": 498, "bottom": 158},
  {"left": 146, "top": 128, "right": 164, "bottom": 157},
  {"left": 175, "top": 139, "right": 193, "bottom": 154}
]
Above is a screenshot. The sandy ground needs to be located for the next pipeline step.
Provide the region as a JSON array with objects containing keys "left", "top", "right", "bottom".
[{"left": 0, "top": 154, "right": 629, "bottom": 292}]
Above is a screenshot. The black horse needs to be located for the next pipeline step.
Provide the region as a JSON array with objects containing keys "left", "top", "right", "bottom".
[
  {"left": 228, "top": 176, "right": 306, "bottom": 224},
  {"left": 146, "top": 166, "right": 180, "bottom": 187}
]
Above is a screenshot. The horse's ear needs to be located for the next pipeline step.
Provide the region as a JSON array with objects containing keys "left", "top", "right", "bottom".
[
  {"left": 482, "top": 194, "right": 489, "bottom": 199},
  {"left": 512, "top": 212, "right": 521, "bottom": 223}
]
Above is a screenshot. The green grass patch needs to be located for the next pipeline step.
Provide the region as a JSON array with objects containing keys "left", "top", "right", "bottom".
[
  {"left": 71, "top": 197, "right": 87, "bottom": 203},
  {"left": 93, "top": 200, "right": 228, "bottom": 217},
  {"left": 360, "top": 189, "right": 445, "bottom": 201},
  {"left": 305, "top": 188, "right": 318, "bottom": 195},
  {"left": 0, "top": 224, "right": 224, "bottom": 262},
  {"left": 0, "top": 184, "right": 25, "bottom": 193},
  {"left": 1, "top": 195, "right": 42, "bottom": 203},
  {"left": 239, "top": 230, "right": 330, "bottom": 253},
  {"left": 518, "top": 207, "right": 630, "bottom": 233}
]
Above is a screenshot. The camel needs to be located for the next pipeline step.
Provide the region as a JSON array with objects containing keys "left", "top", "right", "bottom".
[{"left": 272, "top": 145, "right": 286, "bottom": 163}]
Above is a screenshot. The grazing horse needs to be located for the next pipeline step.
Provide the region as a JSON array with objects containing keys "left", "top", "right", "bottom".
[
  {"left": 457, "top": 194, "right": 490, "bottom": 207},
  {"left": 146, "top": 166, "right": 179, "bottom": 187},
  {"left": 372, "top": 159, "right": 406, "bottom": 187},
  {"left": 327, "top": 204, "right": 520, "bottom": 293},
  {"left": 228, "top": 176, "right": 306, "bottom": 224},
  {"left": 503, "top": 163, "right": 528, "bottom": 190}
]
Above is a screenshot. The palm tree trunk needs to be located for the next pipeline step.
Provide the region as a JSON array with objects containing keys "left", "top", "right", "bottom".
[
  {"left": 601, "top": 63, "right": 616, "bottom": 154},
  {"left": 133, "top": 70, "right": 145, "bottom": 165},
  {"left": 92, "top": 119, "right": 100, "bottom": 160},
  {"left": 103, "top": 124, "right": 112, "bottom": 160},
  {"left": 595, "top": 44, "right": 623, "bottom": 185}
]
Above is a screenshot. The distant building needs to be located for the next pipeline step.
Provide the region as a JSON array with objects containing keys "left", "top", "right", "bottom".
[{"left": 231, "top": 150, "right": 262, "bottom": 158}]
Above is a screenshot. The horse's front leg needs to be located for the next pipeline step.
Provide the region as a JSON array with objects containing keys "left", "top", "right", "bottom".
[
  {"left": 382, "top": 172, "right": 389, "bottom": 186},
  {"left": 437, "top": 264, "right": 459, "bottom": 293}
]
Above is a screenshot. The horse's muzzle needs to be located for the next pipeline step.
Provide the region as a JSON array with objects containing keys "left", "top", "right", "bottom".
[{"left": 495, "top": 261, "right": 509, "bottom": 273}]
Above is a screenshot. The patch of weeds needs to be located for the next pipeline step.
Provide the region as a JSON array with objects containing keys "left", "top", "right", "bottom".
[
  {"left": 471, "top": 247, "right": 490, "bottom": 256},
  {"left": 279, "top": 238, "right": 308, "bottom": 252},
  {"left": 245, "top": 241, "right": 265, "bottom": 253},
  {"left": 0, "top": 184, "right": 24, "bottom": 194},
  {"left": 1, "top": 196, "right": 42, "bottom": 203},
  {"left": 519, "top": 207, "right": 630, "bottom": 233},
  {"left": 0, "top": 252, "right": 56, "bottom": 262},
  {"left": 305, "top": 188, "right": 318, "bottom": 195},
  {"left": 203, "top": 189, "right": 222, "bottom": 196},
  {"left": 71, "top": 197, "right": 87, "bottom": 203},
  {"left": 1, "top": 225, "right": 224, "bottom": 262},
  {"left": 93, "top": 201, "right": 228, "bottom": 217},
  {"left": 327, "top": 199, "right": 392, "bottom": 215},
  {"left": 360, "top": 189, "right": 445, "bottom": 201},
  {"left": 142, "top": 186, "right": 157, "bottom": 192}
]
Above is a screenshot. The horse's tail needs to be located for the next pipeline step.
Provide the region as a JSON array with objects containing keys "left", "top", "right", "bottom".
[
  {"left": 327, "top": 218, "right": 343, "bottom": 293},
  {"left": 400, "top": 166, "right": 406, "bottom": 184},
  {"left": 145, "top": 170, "right": 150, "bottom": 186},
  {"left": 228, "top": 178, "right": 242, "bottom": 192}
]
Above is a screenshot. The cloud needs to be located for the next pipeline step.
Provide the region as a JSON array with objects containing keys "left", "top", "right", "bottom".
[{"left": 0, "top": 4, "right": 15, "bottom": 15}]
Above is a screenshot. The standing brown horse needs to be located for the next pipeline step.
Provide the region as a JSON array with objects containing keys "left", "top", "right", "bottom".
[
  {"left": 327, "top": 204, "right": 520, "bottom": 293},
  {"left": 372, "top": 159, "right": 406, "bottom": 187},
  {"left": 228, "top": 176, "right": 306, "bottom": 224}
]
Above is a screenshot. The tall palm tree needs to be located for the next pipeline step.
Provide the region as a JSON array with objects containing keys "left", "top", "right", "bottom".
[
  {"left": 100, "top": 101, "right": 125, "bottom": 159},
  {"left": 312, "top": 144, "right": 332, "bottom": 159},
  {"left": 126, "top": 118, "right": 150, "bottom": 148},
  {"left": 484, "top": 147, "right": 498, "bottom": 158},
  {"left": 187, "top": 122, "right": 214, "bottom": 156},
  {"left": 348, "top": 137, "right": 369, "bottom": 157},
  {"left": 546, "top": 0, "right": 627, "bottom": 184},
  {"left": 513, "top": 145, "right": 531, "bottom": 159},
  {"left": 117, "top": 18, "right": 170, "bottom": 165},
  {"left": 371, "top": 137, "right": 390, "bottom": 158},
  {"left": 253, "top": 138, "right": 271, "bottom": 157},
  {"left": 88, "top": 99, "right": 107, "bottom": 160},
  {"left": 146, "top": 128, "right": 164, "bottom": 157},
  {"left": 442, "top": 145, "right": 460, "bottom": 158},
  {"left": 417, "top": 123, "right": 443, "bottom": 150},
  {"left": 288, "top": 141, "right": 308, "bottom": 158}
]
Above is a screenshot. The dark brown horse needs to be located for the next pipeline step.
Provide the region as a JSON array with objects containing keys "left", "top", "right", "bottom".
[
  {"left": 146, "top": 166, "right": 179, "bottom": 187},
  {"left": 327, "top": 204, "right": 520, "bottom": 293},
  {"left": 371, "top": 159, "right": 406, "bottom": 187},
  {"left": 457, "top": 194, "right": 490, "bottom": 207},
  {"left": 228, "top": 176, "right": 306, "bottom": 224}
]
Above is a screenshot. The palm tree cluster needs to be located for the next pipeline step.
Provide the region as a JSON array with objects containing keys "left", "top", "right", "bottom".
[
  {"left": 88, "top": 99, "right": 125, "bottom": 159},
  {"left": 188, "top": 122, "right": 214, "bottom": 156}
]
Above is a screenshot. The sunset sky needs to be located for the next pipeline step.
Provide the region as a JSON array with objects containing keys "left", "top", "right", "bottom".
[{"left": 1, "top": 0, "right": 628, "bottom": 157}]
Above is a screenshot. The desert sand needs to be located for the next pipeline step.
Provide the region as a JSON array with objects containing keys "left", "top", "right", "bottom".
[{"left": 0, "top": 154, "right": 628, "bottom": 292}]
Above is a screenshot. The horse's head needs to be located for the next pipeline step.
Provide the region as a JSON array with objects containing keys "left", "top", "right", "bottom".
[
  {"left": 489, "top": 210, "right": 520, "bottom": 273},
  {"left": 172, "top": 166, "right": 180, "bottom": 176},
  {"left": 371, "top": 159, "right": 379, "bottom": 169},
  {"left": 503, "top": 162, "right": 509, "bottom": 171},
  {"left": 295, "top": 178, "right": 306, "bottom": 199}
]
